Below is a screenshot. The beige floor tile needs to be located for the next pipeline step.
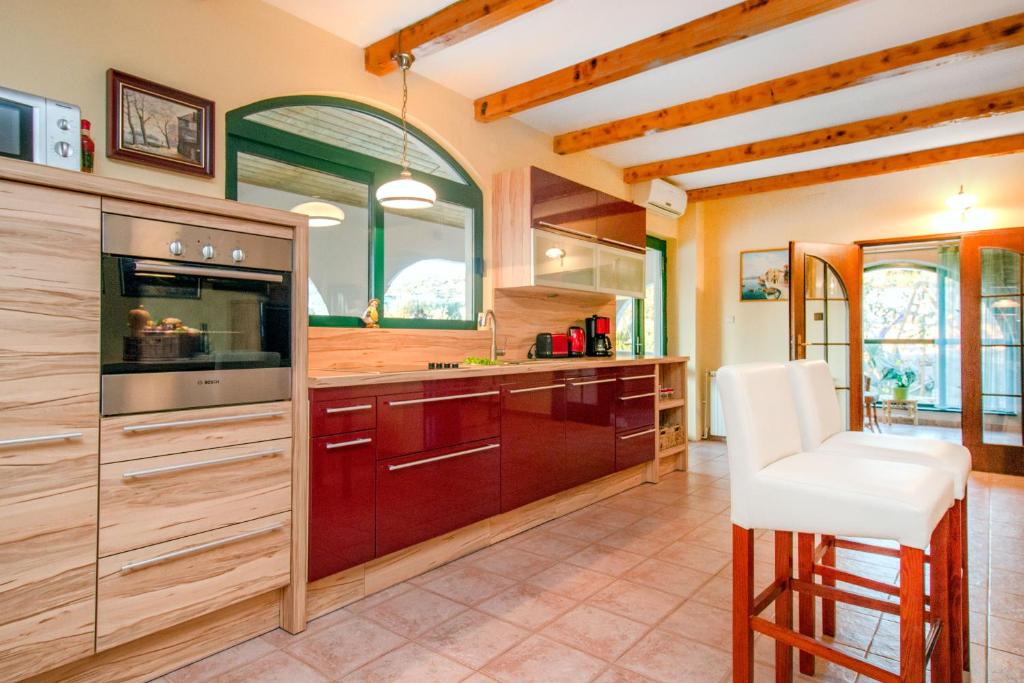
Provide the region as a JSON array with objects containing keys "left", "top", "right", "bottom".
[
  {"left": 598, "top": 527, "right": 675, "bottom": 556},
  {"left": 207, "top": 651, "right": 329, "bottom": 683},
  {"left": 575, "top": 505, "right": 645, "bottom": 529},
  {"left": 482, "top": 635, "right": 606, "bottom": 683},
  {"left": 361, "top": 586, "right": 466, "bottom": 639},
  {"left": 989, "top": 647, "right": 1024, "bottom": 681},
  {"left": 346, "top": 582, "right": 416, "bottom": 612},
  {"left": 284, "top": 616, "right": 406, "bottom": 679},
  {"left": 990, "top": 588, "right": 1024, "bottom": 622},
  {"left": 623, "top": 557, "right": 714, "bottom": 598},
  {"left": 659, "top": 599, "right": 733, "bottom": 651},
  {"left": 548, "top": 517, "right": 618, "bottom": 543},
  {"left": 342, "top": 642, "right": 473, "bottom": 682},
  {"left": 422, "top": 566, "right": 517, "bottom": 606},
  {"left": 586, "top": 579, "right": 682, "bottom": 625},
  {"left": 593, "top": 667, "right": 659, "bottom": 682},
  {"left": 463, "top": 674, "right": 501, "bottom": 683},
  {"left": 617, "top": 629, "right": 732, "bottom": 683},
  {"left": 166, "top": 637, "right": 277, "bottom": 682},
  {"left": 690, "top": 575, "right": 732, "bottom": 608},
  {"left": 473, "top": 546, "right": 556, "bottom": 580},
  {"left": 990, "top": 614, "right": 1024, "bottom": 657},
  {"left": 510, "top": 529, "right": 590, "bottom": 560},
  {"left": 478, "top": 582, "right": 577, "bottom": 630},
  {"left": 417, "top": 609, "right": 530, "bottom": 669},
  {"left": 541, "top": 603, "right": 649, "bottom": 661},
  {"left": 565, "top": 544, "right": 646, "bottom": 576},
  {"left": 656, "top": 539, "right": 732, "bottom": 575},
  {"left": 600, "top": 494, "right": 665, "bottom": 516},
  {"left": 261, "top": 605, "right": 355, "bottom": 648},
  {"left": 525, "top": 561, "right": 616, "bottom": 600}
]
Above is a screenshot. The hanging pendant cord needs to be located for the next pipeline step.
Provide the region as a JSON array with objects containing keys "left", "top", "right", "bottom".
[{"left": 400, "top": 59, "right": 410, "bottom": 172}]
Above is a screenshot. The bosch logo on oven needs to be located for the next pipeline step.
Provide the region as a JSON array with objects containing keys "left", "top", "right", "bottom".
[{"left": 197, "top": 378, "right": 221, "bottom": 385}]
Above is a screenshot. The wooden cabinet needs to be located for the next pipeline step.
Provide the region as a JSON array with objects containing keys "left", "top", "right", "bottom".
[
  {"left": 0, "top": 181, "right": 100, "bottom": 681},
  {"left": 500, "top": 374, "right": 567, "bottom": 511},
  {"left": 309, "top": 431, "right": 376, "bottom": 582},
  {"left": 377, "top": 381, "right": 500, "bottom": 459},
  {"left": 564, "top": 369, "right": 617, "bottom": 488},
  {"left": 376, "top": 439, "right": 500, "bottom": 556}
]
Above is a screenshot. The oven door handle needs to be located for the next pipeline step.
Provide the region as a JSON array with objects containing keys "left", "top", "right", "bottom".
[{"left": 131, "top": 260, "right": 284, "bottom": 283}]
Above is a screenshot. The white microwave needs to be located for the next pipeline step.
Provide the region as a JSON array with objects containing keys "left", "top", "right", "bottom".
[{"left": 0, "top": 86, "right": 80, "bottom": 171}]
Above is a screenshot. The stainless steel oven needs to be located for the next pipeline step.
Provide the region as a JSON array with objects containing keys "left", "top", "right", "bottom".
[{"left": 101, "top": 213, "right": 292, "bottom": 415}]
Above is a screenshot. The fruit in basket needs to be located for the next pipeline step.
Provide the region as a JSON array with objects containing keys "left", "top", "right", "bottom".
[{"left": 128, "top": 307, "right": 151, "bottom": 337}]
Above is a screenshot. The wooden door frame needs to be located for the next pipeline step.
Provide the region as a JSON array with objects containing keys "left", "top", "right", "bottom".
[{"left": 790, "top": 242, "right": 864, "bottom": 432}]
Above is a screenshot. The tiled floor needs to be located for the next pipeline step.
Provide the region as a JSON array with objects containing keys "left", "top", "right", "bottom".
[{"left": 157, "top": 442, "right": 1024, "bottom": 683}]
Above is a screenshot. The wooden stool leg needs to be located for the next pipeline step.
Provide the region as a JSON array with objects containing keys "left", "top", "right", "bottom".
[
  {"left": 929, "top": 512, "right": 951, "bottom": 683},
  {"left": 733, "top": 525, "right": 755, "bottom": 682},
  {"left": 775, "top": 531, "right": 793, "bottom": 683},
  {"left": 949, "top": 499, "right": 965, "bottom": 678},
  {"left": 797, "top": 533, "right": 815, "bottom": 676},
  {"left": 821, "top": 535, "right": 837, "bottom": 638},
  {"left": 961, "top": 494, "right": 971, "bottom": 673},
  {"left": 900, "top": 546, "right": 926, "bottom": 683}
]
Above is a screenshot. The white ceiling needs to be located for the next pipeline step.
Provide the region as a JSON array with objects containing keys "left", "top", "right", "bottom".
[{"left": 263, "top": 0, "right": 1024, "bottom": 191}]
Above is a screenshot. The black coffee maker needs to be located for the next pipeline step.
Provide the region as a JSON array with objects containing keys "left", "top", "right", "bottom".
[{"left": 585, "top": 315, "right": 612, "bottom": 357}]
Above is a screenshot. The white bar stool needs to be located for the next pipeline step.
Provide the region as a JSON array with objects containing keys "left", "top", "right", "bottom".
[
  {"left": 785, "top": 359, "right": 972, "bottom": 675},
  {"left": 718, "top": 363, "right": 956, "bottom": 683}
]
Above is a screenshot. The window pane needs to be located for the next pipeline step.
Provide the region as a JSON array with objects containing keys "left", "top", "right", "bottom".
[
  {"left": 983, "top": 395, "right": 1022, "bottom": 446},
  {"left": 644, "top": 246, "right": 665, "bottom": 356},
  {"left": 383, "top": 201, "right": 474, "bottom": 321},
  {"left": 235, "top": 153, "right": 369, "bottom": 317},
  {"left": 982, "top": 296, "right": 1021, "bottom": 344},
  {"left": 981, "top": 248, "right": 1021, "bottom": 295},
  {"left": 982, "top": 346, "right": 1021, "bottom": 397},
  {"left": 865, "top": 342, "right": 937, "bottom": 403},
  {"left": 863, "top": 267, "right": 938, "bottom": 340},
  {"left": 615, "top": 297, "right": 634, "bottom": 353}
]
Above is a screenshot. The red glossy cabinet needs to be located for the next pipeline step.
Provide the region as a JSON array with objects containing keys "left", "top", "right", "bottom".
[
  {"left": 615, "top": 425, "right": 657, "bottom": 471},
  {"left": 595, "top": 194, "right": 647, "bottom": 251},
  {"left": 308, "top": 430, "right": 376, "bottom": 582},
  {"left": 311, "top": 396, "right": 376, "bottom": 437},
  {"left": 376, "top": 439, "right": 501, "bottom": 556},
  {"left": 564, "top": 369, "right": 616, "bottom": 488},
  {"left": 500, "top": 374, "right": 567, "bottom": 512},
  {"left": 377, "top": 381, "right": 500, "bottom": 459},
  {"left": 616, "top": 368, "right": 657, "bottom": 433}
]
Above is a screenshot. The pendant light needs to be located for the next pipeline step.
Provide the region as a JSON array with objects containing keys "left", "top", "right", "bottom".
[
  {"left": 375, "top": 51, "right": 436, "bottom": 210},
  {"left": 291, "top": 201, "right": 345, "bottom": 227}
]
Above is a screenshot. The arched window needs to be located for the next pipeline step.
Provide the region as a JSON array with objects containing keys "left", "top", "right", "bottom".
[{"left": 225, "top": 96, "right": 483, "bottom": 329}]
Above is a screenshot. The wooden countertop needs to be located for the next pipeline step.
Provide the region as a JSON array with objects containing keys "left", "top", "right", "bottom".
[{"left": 308, "top": 356, "right": 688, "bottom": 389}]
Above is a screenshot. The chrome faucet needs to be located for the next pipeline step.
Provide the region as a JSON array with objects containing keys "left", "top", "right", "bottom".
[{"left": 477, "top": 309, "right": 505, "bottom": 361}]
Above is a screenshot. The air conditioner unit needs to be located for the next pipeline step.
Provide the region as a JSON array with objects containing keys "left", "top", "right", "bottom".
[{"left": 632, "top": 178, "right": 687, "bottom": 218}]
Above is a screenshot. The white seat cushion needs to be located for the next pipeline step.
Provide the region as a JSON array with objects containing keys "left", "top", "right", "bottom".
[
  {"left": 734, "top": 452, "right": 954, "bottom": 549},
  {"left": 821, "top": 431, "right": 971, "bottom": 499}
]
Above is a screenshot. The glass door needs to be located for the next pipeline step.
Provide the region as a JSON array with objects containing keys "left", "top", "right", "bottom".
[
  {"left": 790, "top": 242, "right": 863, "bottom": 430},
  {"left": 532, "top": 229, "right": 597, "bottom": 291},
  {"left": 961, "top": 229, "right": 1024, "bottom": 474}
]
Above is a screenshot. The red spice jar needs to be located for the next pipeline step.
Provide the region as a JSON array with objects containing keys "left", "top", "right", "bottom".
[{"left": 80, "top": 119, "right": 95, "bottom": 173}]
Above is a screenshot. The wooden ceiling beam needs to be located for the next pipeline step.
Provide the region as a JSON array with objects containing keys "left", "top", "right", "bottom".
[
  {"left": 365, "top": 0, "right": 553, "bottom": 76},
  {"left": 555, "top": 13, "right": 1024, "bottom": 154},
  {"left": 624, "top": 86, "right": 1024, "bottom": 182},
  {"left": 473, "top": 0, "right": 857, "bottom": 122},
  {"left": 685, "top": 133, "right": 1024, "bottom": 202}
]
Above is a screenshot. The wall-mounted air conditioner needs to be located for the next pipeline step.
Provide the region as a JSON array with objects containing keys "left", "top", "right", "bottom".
[{"left": 632, "top": 178, "right": 687, "bottom": 218}]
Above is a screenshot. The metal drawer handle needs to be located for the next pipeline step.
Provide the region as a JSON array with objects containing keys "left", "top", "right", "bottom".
[
  {"left": 0, "top": 432, "right": 83, "bottom": 448},
  {"left": 388, "top": 390, "right": 499, "bottom": 407},
  {"left": 325, "top": 404, "right": 373, "bottom": 414},
  {"left": 601, "top": 238, "right": 644, "bottom": 252},
  {"left": 619, "top": 374, "right": 656, "bottom": 381},
  {"left": 620, "top": 392, "right": 658, "bottom": 401},
  {"left": 568, "top": 378, "right": 617, "bottom": 387},
  {"left": 508, "top": 383, "right": 567, "bottom": 394},
  {"left": 132, "top": 260, "right": 284, "bottom": 283},
  {"left": 535, "top": 221, "right": 594, "bottom": 239},
  {"left": 122, "top": 410, "right": 286, "bottom": 433},
  {"left": 387, "top": 443, "right": 499, "bottom": 471},
  {"left": 326, "top": 437, "right": 372, "bottom": 450},
  {"left": 619, "top": 428, "right": 657, "bottom": 440},
  {"left": 122, "top": 448, "right": 284, "bottom": 479},
  {"left": 120, "top": 523, "right": 285, "bottom": 573}
]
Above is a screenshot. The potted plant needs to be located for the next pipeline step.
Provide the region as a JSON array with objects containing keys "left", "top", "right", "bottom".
[{"left": 881, "top": 366, "right": 917, "bottom": 401}]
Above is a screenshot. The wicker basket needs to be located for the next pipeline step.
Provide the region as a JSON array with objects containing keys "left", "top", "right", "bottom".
[
  {"left": 123, "top": 334, "right": 198, "bottom": 362},
  {"left": 659, "top": 425, "right": 683, "bottom": 450}
]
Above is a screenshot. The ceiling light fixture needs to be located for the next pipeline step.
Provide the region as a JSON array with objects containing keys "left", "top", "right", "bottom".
[
  {"left": 946, "top": 185, "right": 976, "bottom": 213},
  {"left": 291, "top": 201, "right": 346, "bottom": 227},
  {"left": 375, "top": 51, "right": 436, "bottom": 210},
  {"left": 545, "top": 246, "right": 566, "bottom": 260}
]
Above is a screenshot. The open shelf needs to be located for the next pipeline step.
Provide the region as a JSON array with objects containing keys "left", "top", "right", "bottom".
[
  {"left": 658, "top": 443, "right": 686, "bottom": 458},
  {"left": 658, "top": 398, "right": 686, "bottom": 411}
]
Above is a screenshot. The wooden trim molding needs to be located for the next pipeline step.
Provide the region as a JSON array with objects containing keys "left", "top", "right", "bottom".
[
  {"left": 687, "top": 133, "right": 1024, "bottom": 202},
  {"left": 554, "top": 13, "right": 1024, "bottom": 154},
  {"left": 623, "top": 86, "right": 1024, "bottom": 182},
  {"left": 474, "top": 0, "right": 855, "bottom": 121},
  {"left": 365, "top": 0, "right": 553, "bottom": 75}
]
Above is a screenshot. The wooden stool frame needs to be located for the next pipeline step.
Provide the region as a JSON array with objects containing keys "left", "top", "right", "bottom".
[{"left": 733, "top": 510, "right": 954, "bottom": 683}]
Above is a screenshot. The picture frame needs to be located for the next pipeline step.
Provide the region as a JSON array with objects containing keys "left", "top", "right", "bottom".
[
  {"left": 740, "top": 248, "right": 790, "bottom": 301},
  {"left": 107, "top": 69, "right": 214, "bottom": 177}
]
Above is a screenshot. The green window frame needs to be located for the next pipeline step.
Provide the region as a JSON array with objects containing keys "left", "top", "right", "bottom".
[
  {"left": 617, "top": 235, "right": 668, "bottom": 356},
  {"left": 225, "top": 95, "right": 484, "bottom": 330}
]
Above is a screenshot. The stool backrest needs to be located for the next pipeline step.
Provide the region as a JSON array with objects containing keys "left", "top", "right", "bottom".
[
  {"left": 717, "top": 363, "right": 803, "bottom": 478},
  {"left": 785, "top": 360, "right": 843, "bottom": 449}
]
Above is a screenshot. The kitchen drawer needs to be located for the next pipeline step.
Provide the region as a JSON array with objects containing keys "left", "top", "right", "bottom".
[
  {"left": 96, "top": 512, "right": 290, "bottom": 652},
  {"left": 311, "top": 397, "right": 376, "bottom": 437},
  {"left": 377, "top": 387, "right": 500, "bottom": 459},
  {"left": 615, "top": 426, "right": 657, "bottom": 471},
  {"left": 377, "top": 439, "right": 500, "bottom": 557},
  {"left": 616, "top": 368, "right": 656, "bottom": 433},
  {"left": 101, "top": 401, "right": 292, "bottom": 463},
  {"left": 99, "top": 438, "right": 292, "bottom": 556},
  {"left": 309, "top": 431, "right": 376, "bottom": 581}
]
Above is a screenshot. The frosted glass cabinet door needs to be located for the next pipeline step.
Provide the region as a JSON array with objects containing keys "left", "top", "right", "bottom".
[
  {"left": 597, "top": 245, "right": 645, "bottom": 298},
  {"left": 532, "top": 230, "right": 597, "bottom": 291}
]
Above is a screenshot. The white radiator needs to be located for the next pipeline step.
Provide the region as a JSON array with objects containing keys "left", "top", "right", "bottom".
[{"left": 704, "top": 370, "right": 727, "bottom": 439}]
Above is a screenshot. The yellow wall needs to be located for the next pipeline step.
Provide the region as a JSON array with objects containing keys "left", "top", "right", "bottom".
[{"left": 677, "top": 152, "right": 1024, "bottom": 437}]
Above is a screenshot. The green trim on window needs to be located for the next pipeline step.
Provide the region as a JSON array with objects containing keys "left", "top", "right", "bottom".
[
  {"left": 225, "top": 95, "right": 484, "bottom": 331},
  {"left": 647, "top": 235, "right": 669, "bottom": 354}
]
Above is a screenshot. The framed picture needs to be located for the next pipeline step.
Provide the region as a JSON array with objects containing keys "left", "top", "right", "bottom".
[
  {"left": 740, "top": 248, "right": 790, "bottom": 301},
  {"left": 107, "top": 69, "right": 214, "bottom": 177}
]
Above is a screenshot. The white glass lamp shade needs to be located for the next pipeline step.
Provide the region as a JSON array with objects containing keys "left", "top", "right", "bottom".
[
  {"left": 376, "top": 169, "right": 436, "bottom": 210},
  {"left": 291, "top": 201, "right": 345, "bottom": 227},
  {"left": 946, "top": 188, "right": 976, "bottom": 211}
]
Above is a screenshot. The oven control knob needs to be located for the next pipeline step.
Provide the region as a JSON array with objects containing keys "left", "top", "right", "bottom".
[
  {"left": 231, "top": 248, "right": 246, "bottom": 263},
  {"left": 168, "top": 240, "right": 184, "bottom": 256},
  {"left": 201, "top": 244, "right": 216, "bottom": 260},
  {"left": 56, "top": 118, "right": 70, "bottom": 131},
  {"left": 55, "top": 141, "right": 72, "bottom": 157}
]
